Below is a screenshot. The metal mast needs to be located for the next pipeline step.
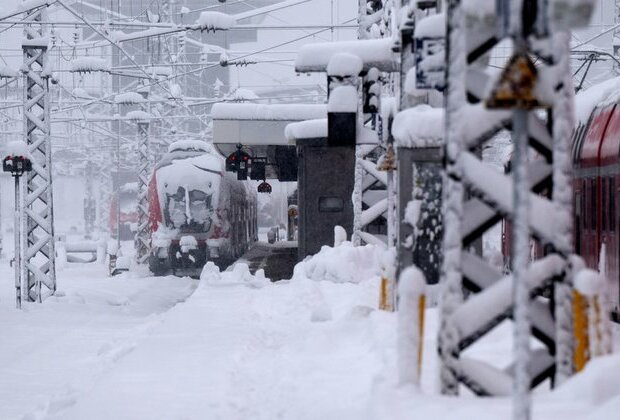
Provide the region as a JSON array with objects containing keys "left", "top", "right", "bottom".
[{"left": 21, "top": 6, "right": 56, "bottom": 302}]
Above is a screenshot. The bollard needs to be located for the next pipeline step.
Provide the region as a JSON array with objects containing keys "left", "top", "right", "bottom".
[
  {"left": 572, "top": 290, "right": 588, "bottom": 372},
  {"left": 397, "top": 265, "right": 426, "bottom": 386},
  {"left": 379, "top": 248, "right": 397, "bottom": 312}
]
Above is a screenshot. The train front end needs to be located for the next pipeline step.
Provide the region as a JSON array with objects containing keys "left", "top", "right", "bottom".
[{"left": 148, "top": 141, "right": 230, "bottom": 276}]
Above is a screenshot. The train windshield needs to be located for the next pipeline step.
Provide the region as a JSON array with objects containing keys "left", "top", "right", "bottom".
[{"left": 166, "top": 186, "right": 213, "bottom": 232}]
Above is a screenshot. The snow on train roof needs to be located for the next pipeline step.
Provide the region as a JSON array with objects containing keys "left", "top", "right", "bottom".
[
  {"left": 574, "top": 76, "right": 620, "bottom": 125},
  {"left": 156, "top": 150, "right": 224, "bottom": 197},
  {"left": 168, "top": 140, "right": 212, "bottom": 154},
  {"left": 211, "top": 103, "right": 326, "bottom": 121}
]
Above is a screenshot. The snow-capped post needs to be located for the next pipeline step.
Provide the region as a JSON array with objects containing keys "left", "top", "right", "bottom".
[
  {"left": 127, "top": 86, "right": 152, "bottom": 264},
  {"left": 438, "top": 0, "right": 465, "bottom": 396},
  {"left": 379, "top": 248, "right": 397, "bottom": 311},
  {"left": 3, "top": 142, "right": 33, "bottom": 309},
  {"left": 21, "top": 5, "right": 56, "bottom": 302},
  {"left": 398, "top": 265, "right": 426, "bottom": 386}
]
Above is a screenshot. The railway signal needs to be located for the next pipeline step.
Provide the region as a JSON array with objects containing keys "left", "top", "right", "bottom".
[
  {"left": 3, "top": 148, "right": 33, "bottom": 310},
  {"left": 225, "top": 144, "right": 251, "bottom": 180}
]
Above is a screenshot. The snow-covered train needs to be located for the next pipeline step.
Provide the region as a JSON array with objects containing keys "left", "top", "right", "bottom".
[{"left": 147, "top": 140, "right": 257, "bottom": 276}]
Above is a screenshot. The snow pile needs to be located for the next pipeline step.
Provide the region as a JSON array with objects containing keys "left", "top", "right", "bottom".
[
  {"left": 0, "top": 65, "right": 18, "bottom": 78},
  {"left": 195, "top": 11, "right": 236, "bottom": 31},
  {"left": 328, "top": 85, "right": 358, "bottom": 113},
  {"left": 200, "top": 261, "right": 270, "bottom": 289},
  {"left": 293, "top": 241, "right": 385, "bottom": 284},
  {"left": 114, "top": 92, "right": 146, "bottom": 104},
  {"left": 168, "top": 140, "right": 211, "bottom": 153},
  {"left": 70, "top": 57, "right": 110, "bottom": 73},
  {"left": 392, "top": 104, "right": 443, "bottom": 147},
  {"left": 125, "top": 110, "right": 152, "bottom": 121},
  {"left": 326, "top": 52, "right": 363, "bottom": 77}
]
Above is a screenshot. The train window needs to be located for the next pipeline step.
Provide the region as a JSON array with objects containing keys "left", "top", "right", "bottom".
[
  {"left": 591, "top": 178, "right": 596, "bottom": 230},
  {"left": 319, "top": 197, "right": 344, "bottom": 212},
  {"left": 602, "top": 178, "right": 607, "bottom": 231},
  {"left": 582, "top": 180, "right": 587, "bottom": 230},
  {"left": 611, "top": 178, "right": 616, "bottom": 231}
]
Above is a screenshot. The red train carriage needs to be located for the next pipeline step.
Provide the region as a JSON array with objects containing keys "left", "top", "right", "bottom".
[{"left": 147, "top": 140, "right": 257, "bottom": 277}]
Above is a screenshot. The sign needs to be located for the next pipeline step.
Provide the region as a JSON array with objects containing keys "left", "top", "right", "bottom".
[{"left": 486, "top": 52, "right": 546, "bottom": 110}]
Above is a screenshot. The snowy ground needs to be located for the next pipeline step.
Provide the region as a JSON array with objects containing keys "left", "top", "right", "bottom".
[{"left": 0, "top": 242, "right": 619, "bottom": 420}]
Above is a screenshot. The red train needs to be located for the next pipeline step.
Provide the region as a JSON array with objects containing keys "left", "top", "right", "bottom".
[
  {"left": 501, "top": 101, "right": 620, "bottom": 320},
  {"left": 572, "top": 103, "right": 620, "bottom": 319},
  {"left": 147, "top": 140, "right": 257, "bottom": 276}
]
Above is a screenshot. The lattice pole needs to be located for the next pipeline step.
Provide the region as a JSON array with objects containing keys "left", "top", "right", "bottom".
[
  {"left": 135, "top": 119, "right": 150, "bottom": 263},
  {"left": 21, "top": 7, "right": 56, "bottom": 302}
]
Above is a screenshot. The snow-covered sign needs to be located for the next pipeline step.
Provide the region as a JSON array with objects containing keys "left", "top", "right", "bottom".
[
  {"left": 195, "top": 11, "right": 236, "bottom": 31},
  {"left": 70, "top": 57, "right": 110, "bottom": 73},
  {"left": 295, "top": 38, "right": 398, "bottom": 73},
  {"left": 414, "top": 13, "right": 446, "bottom": 91},
  {"left": 0, "top": 65, "right": 18, "bottom": 79},
  {"left": 328, "top": 86, "right": 358, "bottom": 113},
  {"left": 326, "top": 53, "right": 363, "bottom": 77},
  {"left": 285, "top": 118, "right": 327, "bottom": 142}
]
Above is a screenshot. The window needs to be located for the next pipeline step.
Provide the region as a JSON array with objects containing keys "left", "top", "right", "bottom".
[
  {"left": 591, "top": 179, "right": 596, "bottom": 230},
  {"left": 602, "top": 178, "right": 607, "bottom": 231},
  {"left": 611, "top": 177, "right": 616, "bottom": 231},
  {"left": 319, "top": 197, "right": 344, "bottom": 212}
]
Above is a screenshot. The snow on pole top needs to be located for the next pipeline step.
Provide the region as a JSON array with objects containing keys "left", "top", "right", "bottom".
[
  {"left": 125, "top": 110, "right": 152, "bottom": 121},
  {"left": 295, "top": 38, "right": 397, "bottom": 73},
  {"left": 574, "top": 268, "right": 604, "bottom": 297},
  {"left": 328, "top": 86, "right": 358, "bottom": 113},
  {"left": 326, "top": 53, "right": 363, "bottom": 77},
  {"left": 285, "top": 118, "right": 327, "bottom": 142},
  {"left": 0, "top": 65, "right": 18, "bottom": 79},
  {"left": 70, "top": 57, "right": 110, "bottom": 73},
  {"left": 414, "top": 13, "right": 446, "bottom": 38},
  {"left": 211, "top": 103, "right": 326, "bottom": 121},
  {"left": 196, "top": 11, "right": 236, "bottom": 31},
  {"left": 168, "top": 140, "right": 211, "bottom": 154},
  {"left": 392, "top": 105, "right": 444, "bottom": 147},
  {"left": 115, "top": 92, "right": 147, "bottom": 105},
  {"left": 3, "top": 140, "right": 32, "bottom": 160}
]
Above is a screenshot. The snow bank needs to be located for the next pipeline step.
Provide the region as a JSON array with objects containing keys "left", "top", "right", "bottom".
[
  {"left": 70, "top": 57, "right": 110, "bottom": 73},
  {"left": 200, "top": 261, "right": 270, "bottom": 289},
  {"left": 196, "top": 11, "right": 236, "bottom": 31},
  {"left": 293, "top": 241, "right": 386, "bottom": 284},
  {"left": 392, "top": 105, "right": 443, "bottom": 147}
]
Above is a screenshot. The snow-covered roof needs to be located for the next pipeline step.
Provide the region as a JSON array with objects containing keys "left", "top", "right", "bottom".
[
  {"left": 285, "top": 118, "right": 327, "bottom": 141},
  {"left": 285, "top": 118, "right": 379, "bottom": 145},
  {"left": 211, "top": 103, "right": 326, "bottom": 121},
  {"left": 392, "top": 105, "right": 444, "bottom": 148},
  {"left": 574, "top": 76, "right": 620, "bottom": 125},
  {"left": 295, "top": 38, "right": 398, "bottom": 73},
  {"left": 168, "top": 140, "right": 211, "bottom": 154}
]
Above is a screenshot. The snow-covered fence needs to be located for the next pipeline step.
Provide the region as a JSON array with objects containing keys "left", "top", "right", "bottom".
[{"left": 398, "top": 265, "right": 426, "bottom": 386}]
